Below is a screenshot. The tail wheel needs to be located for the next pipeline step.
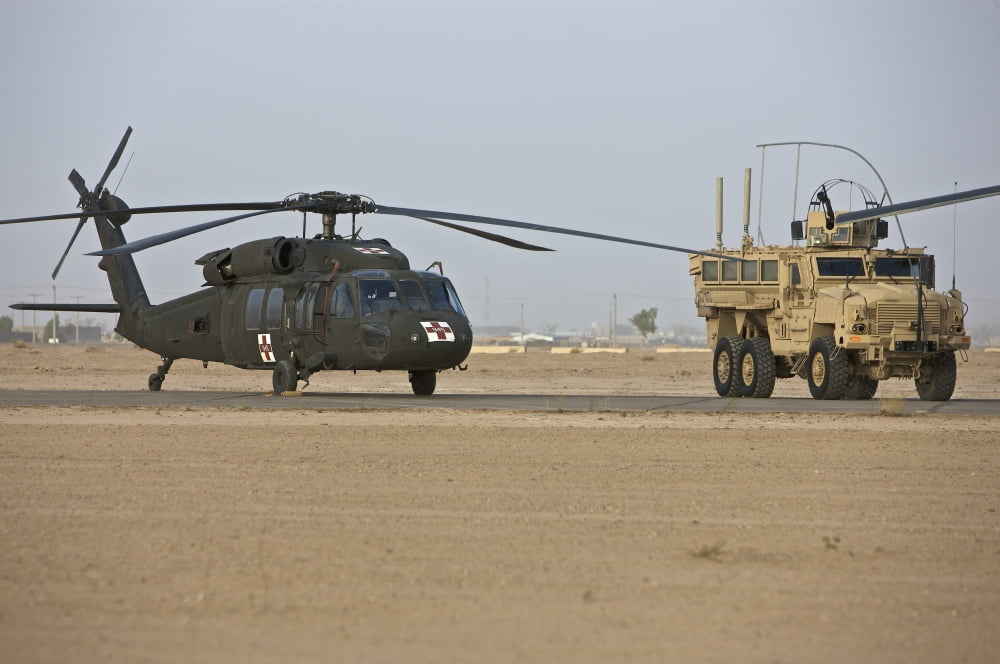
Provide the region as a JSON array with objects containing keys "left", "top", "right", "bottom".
[
  {"left": 915, "top": 351, "right": 957, "bottom": 401},
  {"left": 736, "top": 337, "right": 776, "bottom": 398},
  {"left": 844, "top": 375, "right": 879, "bottom": 400},
  {"left": 712, "top": 336, "right": 743, "bottom": 397},
  {"left": 272, "top": 359, "right": 298, "bottom": 394},
  {"left": 409, "top": 370, "right": 437, "bottom": 396},
  {"left": 807, "top": 336, "right": 849, "bottom": 400}
]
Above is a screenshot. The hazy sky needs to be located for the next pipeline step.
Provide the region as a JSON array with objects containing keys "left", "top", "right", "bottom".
[{"left": 1, "top": 0, "right": 998, "bottom": 337}]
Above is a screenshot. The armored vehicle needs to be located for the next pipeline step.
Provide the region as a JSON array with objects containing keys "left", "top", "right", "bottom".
[{"left": 690, "top": 158, "right": 997, "bottom": 401}]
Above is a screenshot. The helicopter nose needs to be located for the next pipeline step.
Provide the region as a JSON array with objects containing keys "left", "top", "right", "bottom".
[{"left": 360, "top": 313, "right": 472, "bottom": 367}]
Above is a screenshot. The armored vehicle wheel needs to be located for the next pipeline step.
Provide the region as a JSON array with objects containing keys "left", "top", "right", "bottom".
[
  {"left": 915, "top": 351, "right": 956, "bottom": 401},
  {"left": 148, "top": 373, "right": 164, "bottom": 392},
  {"left": 736, "top": 337, "right": 776, "bottom": 398},
  {"left": 844, "top": 375, "right": 879, "bottom": 400},
  {"left": 272, "top": 359, "right": 298, "bottom": 394},
  {"left": 807, "top": 336, "right": 849, "bottom": 400},
  {"left": 409, "top": 370, "right": 436, "bottom": 396},
  {"left": 712, "top": 335, "right": 743, "bottom": 397}
]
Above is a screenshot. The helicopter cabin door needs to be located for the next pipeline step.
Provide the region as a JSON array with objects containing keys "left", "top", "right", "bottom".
[{"left": 224, "top": 285, "right": 287, "bottom": 368}]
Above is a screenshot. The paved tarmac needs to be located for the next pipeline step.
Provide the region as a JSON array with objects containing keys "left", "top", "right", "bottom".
[{"left": 0, "top": 390, "right": 995, "bottom": 415}]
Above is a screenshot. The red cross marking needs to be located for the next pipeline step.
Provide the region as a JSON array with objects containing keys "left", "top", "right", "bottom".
[{"left": 424, "top": 322, "right": 452, "bottom": 340}]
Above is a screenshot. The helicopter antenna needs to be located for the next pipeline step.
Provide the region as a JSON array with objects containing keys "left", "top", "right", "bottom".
[
  {"left": 112, "top": 152, "right": 134, "bottom": 195},
  {"left": 952, "top": 181, "right": 957, "bottom": 289}
]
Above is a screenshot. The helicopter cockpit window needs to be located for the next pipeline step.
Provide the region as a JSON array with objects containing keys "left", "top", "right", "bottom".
[
  {"left": 266, "top": 288, "right": 283, "bottom": 329},
  {"left": 702, "top": 260, "right": 719, "bottom": 282},
  {"left": 245, "top": 288, "right": 265, "bottom": 330},
  {"left": 816, "top": 257, "right": 865, "bottom": 278},
  {"left": 424, "top": 279, "right": 467, "bottom": 316},
  {"left": 400, "top": 280, "right": 430, "bottom": 310},
  {"left": 330, "top": 282, "right": 355, "bottom": 318},
  {"left": 360, "top": 279, "right": 404, "bottom": 316}
]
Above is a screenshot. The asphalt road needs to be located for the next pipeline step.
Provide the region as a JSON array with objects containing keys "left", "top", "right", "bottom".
[{"left": 0, "top": 390, "right": 995, "bottom": 415}]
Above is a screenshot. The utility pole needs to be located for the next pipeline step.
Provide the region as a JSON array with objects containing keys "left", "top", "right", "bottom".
[
  {"left": 28, "top": 293, "right": 39, "bottom": 344},
  {"left": 72, "top": 296, "right": 83, "bottom": 344},
  {"left": 52, "top": 285, "right": 57, "bottom": 343}
]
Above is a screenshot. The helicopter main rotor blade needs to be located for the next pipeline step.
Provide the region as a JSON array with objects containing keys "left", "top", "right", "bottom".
[
  {"left": 0, "top": 202, "right": 286, "bottom": 226},
  {"left": 835, "top": 184, "right": 1000, "bottom": 225},
  {"left": 89, "top": 206, "right": 305, "bottom": 256},
  {"left": 414, "top": 217, "right": 553, "bottom": 251},
  {"left": 375, "top": 205, "right": 738, "bottom": 259}
]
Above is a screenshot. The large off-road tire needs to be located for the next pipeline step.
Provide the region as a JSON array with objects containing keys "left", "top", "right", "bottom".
[
  {"left": 736, "top": 337, "right": 776, "bottom": 398},
  {"left": 409, "top": 370, "right": 437, "bottom": 396},
  {"left": 272, "top": 359, "right": 298, "bottom": 394},
  {"left": 807, "top": 336, "right": 849, "bottom": 400},
  {"left": 712, "top": 336, "right": 743, "bottom": 397},
  {"left": 915, "top": 351, "right": 957, "bottom": 401},
  {"left": 844, "top": 375, "right": 879, "bottom": 400}
]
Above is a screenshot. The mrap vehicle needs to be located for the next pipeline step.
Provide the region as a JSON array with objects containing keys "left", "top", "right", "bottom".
[{"left": 690, "top": 151, "right": 998, "bottom": 401}]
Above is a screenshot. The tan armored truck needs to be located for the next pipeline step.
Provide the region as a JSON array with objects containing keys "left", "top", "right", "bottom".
[{"left": 690, "top": 171, "right": 997, "bottom": 401}]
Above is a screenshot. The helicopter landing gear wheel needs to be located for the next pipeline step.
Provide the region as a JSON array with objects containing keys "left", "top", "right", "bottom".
[
  {"left": 915, "top": 351, "right": 956, "bottom": 401},
  {"left": 736, "top": 337, "right": 776, "bottom": 398},
  {"left": 148, "top": 357, "right": 174, "bottom": 391},
  {"left": 409, "top": 370, "right": 437, "bottom": 396},
  {"left": 712, "top": 336, "right": 743, "bottom": 397},
  {"left": 272, "top": 359, "right": 298, "bottom": 394},
  {"left": 807, "top": 336, "right": 849, "bottom": 400},
  {"left": 844, "top": 375, "right": 879, "bottom": 400}
]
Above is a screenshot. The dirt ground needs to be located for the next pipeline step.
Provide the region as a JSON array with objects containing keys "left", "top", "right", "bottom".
[{"left": 1, "top": 344, "right": 999, "bottom": 663}]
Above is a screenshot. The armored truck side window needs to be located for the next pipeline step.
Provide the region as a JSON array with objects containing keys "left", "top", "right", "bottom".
[
  {"left": 722, "top": 259, "right": 739, "bottom": 282},
  {"left": 761, "top": 260, "right": 778, "bottom": 282},
  {"left": 741, "top": 260, "right": 758, "bottom": 282},
  {"left": 702, "top": 260, "right": 719, "bottom": 282},
  {"left": 245, "top": 288, "right": 265, "bottom": 330}
]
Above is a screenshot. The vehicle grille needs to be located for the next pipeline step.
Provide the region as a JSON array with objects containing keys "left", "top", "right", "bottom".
[{"left": 876, "top": 301, "right": 941, "bottom": 336}]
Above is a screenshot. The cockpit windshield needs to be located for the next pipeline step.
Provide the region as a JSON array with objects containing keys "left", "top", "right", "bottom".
[
  {"left": 358, "top": 276, "right": 466, "bottom": 317},
  {"left": 873, "top": 256, "right": 934, "bottom": 287},
  {"left": 816, "top": 257, "right": 866, "bottom": 277}
]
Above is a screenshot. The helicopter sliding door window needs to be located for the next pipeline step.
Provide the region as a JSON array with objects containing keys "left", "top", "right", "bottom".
[
  {"left": 245, "top": 288, "right": 265, "bottom": 330},
  {"left": 266, "top": 289, "right": 283, "bottom": 330}
]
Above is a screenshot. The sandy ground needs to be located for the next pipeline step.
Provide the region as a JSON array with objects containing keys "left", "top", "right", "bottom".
[{"left": 1, "top": 344, "right": 999, "bottom": 663}]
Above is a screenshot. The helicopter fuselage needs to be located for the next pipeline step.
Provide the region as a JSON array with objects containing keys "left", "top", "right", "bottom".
[{"left": 126, "top": 236, "right": 473, "bottom": 392}]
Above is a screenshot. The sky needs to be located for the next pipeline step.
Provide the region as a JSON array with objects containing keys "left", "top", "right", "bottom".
[{"left": 1, "top": 0, "right": 998, "bottom": 339}]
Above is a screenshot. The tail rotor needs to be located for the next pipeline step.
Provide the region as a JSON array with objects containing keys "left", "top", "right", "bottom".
[{"left": 51, "top": 126, "right": 133, "bottom": 279}]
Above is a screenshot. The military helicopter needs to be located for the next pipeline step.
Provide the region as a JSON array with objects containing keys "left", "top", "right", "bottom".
[{"left": 2, "top": 127, "right": 730, "bottom": 395}]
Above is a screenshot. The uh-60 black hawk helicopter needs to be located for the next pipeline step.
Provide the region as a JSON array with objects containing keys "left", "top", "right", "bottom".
[{"left": 2, "top": 127, "right": 734, "bottom": 395}]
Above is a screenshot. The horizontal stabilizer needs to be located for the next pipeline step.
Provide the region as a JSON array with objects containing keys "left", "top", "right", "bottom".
[{"left": 9, "top": 303, "right": 120, "bottom": 313}]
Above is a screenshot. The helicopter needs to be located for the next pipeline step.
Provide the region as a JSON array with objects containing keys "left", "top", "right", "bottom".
[{"left": 2, "top": 127, "right": 733, "bottom": 395}]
